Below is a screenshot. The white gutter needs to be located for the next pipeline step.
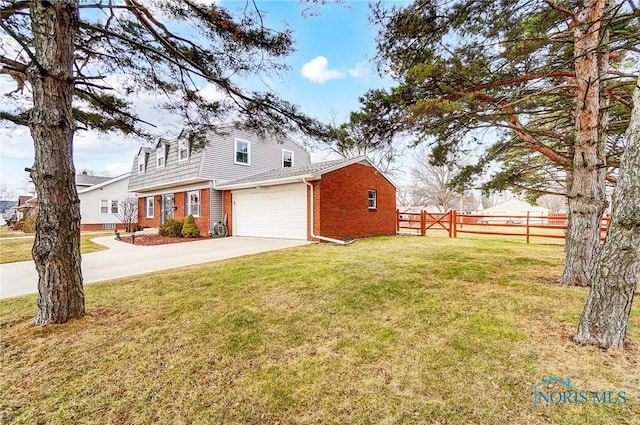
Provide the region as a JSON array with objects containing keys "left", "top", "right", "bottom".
[{"left": 304, "top": 178, "right": 351, "bottom": 245}]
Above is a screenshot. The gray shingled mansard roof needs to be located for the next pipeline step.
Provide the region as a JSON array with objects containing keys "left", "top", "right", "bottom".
[{"left": 216, "top": 156, "right": 397, "bottom": 190}]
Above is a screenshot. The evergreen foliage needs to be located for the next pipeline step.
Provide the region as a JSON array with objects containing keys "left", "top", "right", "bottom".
[
  {"left": 181, "top": 215, "right": 200, "bottom": 238},
  {"left": 159, "top": 219, "right": 184, "bottom": 238}
]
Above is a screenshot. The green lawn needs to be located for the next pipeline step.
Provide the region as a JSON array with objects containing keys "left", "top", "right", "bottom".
[
  {"left": 0, "top": 231, "right": 112, "bottom": 264},
  {"left": 0, "top": 226, "right": 23, "bottom": 238},
  {"left": 1, "top": 235, "right": 638, "bottom": 424}
]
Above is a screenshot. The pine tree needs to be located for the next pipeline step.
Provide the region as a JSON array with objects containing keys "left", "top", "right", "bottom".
[
  {"left": 1, "top": 0, "right": 324, "bottom": 325},
  {"left": 353, "top": 0, "right": 638, "bottom": 285}
]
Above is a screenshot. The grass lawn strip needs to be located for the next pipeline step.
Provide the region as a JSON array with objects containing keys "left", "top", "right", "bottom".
[
  {"left": 0, "top": 235, "right": 638, "bottom": 424},
  {"left": 0, "top": 232, "right": 113, "bottom": 264}
]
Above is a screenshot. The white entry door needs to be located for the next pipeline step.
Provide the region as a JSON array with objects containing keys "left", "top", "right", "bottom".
[{"left": 232, "top": 183, "right": 307, "bottom": 239}]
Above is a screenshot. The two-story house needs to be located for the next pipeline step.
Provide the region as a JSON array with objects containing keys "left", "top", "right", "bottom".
[{"left": 128, "top": 126, "right": 311, "bottom": 235}]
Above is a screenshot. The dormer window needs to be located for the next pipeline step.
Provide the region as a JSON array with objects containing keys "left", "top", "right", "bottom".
[
  {"left": 282, "top": 150, "right": 294, "bottom": 168},
  {"left": 138, "top": 153, "right": 146, "bottom": 174},
  {"left": 157, "top": 149, "right": 165, "bottom": 168},
  {"left": 235, "top": 139, "right": 250, "bottom": 165},
  {"left": 178, "top": 139, "right": 189, "bottom": 162}
]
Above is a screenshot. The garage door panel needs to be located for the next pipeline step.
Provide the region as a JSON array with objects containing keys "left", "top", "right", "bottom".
[{"left": 233, "top": 183, "right": 307, "bottom": 239}]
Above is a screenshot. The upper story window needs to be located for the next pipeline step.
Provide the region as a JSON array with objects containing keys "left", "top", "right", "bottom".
[
  {"left": 368, "top": 190, "right": 377, "bottom": 210},
  {"left": 282, "top": 150, "right": 294, "bottom": 168},
  {"left": 157, "top": 149, "right": 165, "bottom": 168},
  {"left": 137, "top": 153, "right": 146, "bottom": 174},
  {"left": 235, "top": 139, "right": 250, "bottom": 165},
  {"left": 178, "top": 139, "right": 190, "bottom": 162},
  {"left": 186, "top": 190, "right": 200, "bottom": 217}
]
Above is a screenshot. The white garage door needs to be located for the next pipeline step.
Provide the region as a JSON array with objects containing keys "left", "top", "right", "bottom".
[{"left": 233, "top": 183, "right": 307, "bottom": 239}]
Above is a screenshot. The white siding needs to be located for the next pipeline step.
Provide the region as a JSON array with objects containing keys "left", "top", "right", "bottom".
[{"left": 79, "top": 176, "right": 132, "bottom": 226}]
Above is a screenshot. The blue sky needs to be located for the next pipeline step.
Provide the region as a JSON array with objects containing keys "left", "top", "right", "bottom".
[{"left": 0, "top": 1, "right": 397, "bottom": 195}]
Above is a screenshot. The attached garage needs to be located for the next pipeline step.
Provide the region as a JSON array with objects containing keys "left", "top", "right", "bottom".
[
  {"left": 218, "top": 157, "right": 397, "bottom": 242},
  {"left": 232, "top": 183, "right": 307, "bottom": 240}
]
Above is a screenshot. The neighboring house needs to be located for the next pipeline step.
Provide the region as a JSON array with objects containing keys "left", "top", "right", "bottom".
[
  {"left": 474, "top": 199, "right": 549, "bottom": 224},
  {"left": 0, "top": 200, "right": 17, "bottom": 220},
  {"left": 78, "top": 173, "right": 133, "bottom": 231},
  {"left": 14, "top": 195, "right": 37, "bottom": 221},
  {"left": 76, "top": 171, "right": 112, "bottom": 190},
  {"left": 128, "top": 126, "right": 311, "bottom": 234},
  {"left": 11, "top": 173, "right": 133, "bottom": 230},
  {"left": 216, "top": 156, "right": 397, "bottom": 241}
]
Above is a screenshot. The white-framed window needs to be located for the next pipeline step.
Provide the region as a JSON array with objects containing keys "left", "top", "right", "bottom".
[
  {"left": 103, "top": 223, "right": 116, "bottom": 230},
  {"left": 145, "top": 196, "right": 154, "bottom": 218},
  {"left": 137, "top": 153, "right": 146, "bottom": 174},
  {"left": 282, "top": 149, "right": 294, "bottom": 168},
  {"left": 368, "top": 190, "right": 377, "bottom": 209},
  {"left": 235, "top": 139, "right": 250, "bottom": 165},
  {"left": 186, "top": 190, "right": 200, "bottom": 217},
  {"left": 178, "top": 139, "right": 189, "bottom": 162},
  {"left": 157, "top": 149, "right": 165, "bottom": 168},
  {"left": 100, "top": 200, "right": 119, "bottom": 214}
]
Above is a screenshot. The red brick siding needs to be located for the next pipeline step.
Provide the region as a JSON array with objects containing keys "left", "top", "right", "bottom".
[
  {"left": 223, "top": 191, "right": 233, "bottom": 236},
  {"left": 306, "top": 181, "right": 321, "bottom": 241},
  {"left": 80, "top": 223, "right": 128, "bottom": 231},
  {"left": 137, "top": 190, "right": 211, "bottom": 234},
  {"left": 172, "top": 190, "right": 211, "bottom": 234},
  {"left": 318, "top": 163, "right": 396, "bottom": 240},
  {"left": 138, "top": 196, "right": 161, "bottom": 228}
]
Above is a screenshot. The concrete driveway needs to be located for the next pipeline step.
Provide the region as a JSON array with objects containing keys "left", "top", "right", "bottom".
[{"left": 0, "top": 236, "right": 309, "bottom": 299}]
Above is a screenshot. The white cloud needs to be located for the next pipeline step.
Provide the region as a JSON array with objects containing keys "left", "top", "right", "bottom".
[
  {"left": 199, "top": 82, "right": 228, "bottom": 103},
  {"left": 301, "top": 56, "right": 345, "bottom": 84},
  {"left": 104, "top": 162, "right": 134, "bottom": 176},
  {"left": 347, "top": 61, "right": 373, "bottom": 80}
]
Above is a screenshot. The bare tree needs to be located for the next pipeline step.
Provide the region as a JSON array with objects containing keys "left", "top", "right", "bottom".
[
  {"left": 536, "top": 194, "right": 568, "bottom": 213},
  {"left": 410, "top": 146, "right": 464, "bottom": 211},
  {"left": 396, "top": 186, "right": 414, "bottom": 210},
  {"left": 481, "top": 194, "right": 502, "bottom": 209},
  {"left": 0, "top": 183, "right": 16, "bottom": 214},
  {"left": 116, "top": 195, "right": 138, "bottom": 233}
]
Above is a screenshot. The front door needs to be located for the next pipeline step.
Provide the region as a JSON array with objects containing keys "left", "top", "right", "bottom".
[{"left": 161, "top": 193, "right": 175, "bottom": 224}]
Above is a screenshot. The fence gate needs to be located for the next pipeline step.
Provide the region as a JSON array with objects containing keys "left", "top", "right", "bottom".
[{"left": 397, "top": 210, "right": 454, "bottom": 237}]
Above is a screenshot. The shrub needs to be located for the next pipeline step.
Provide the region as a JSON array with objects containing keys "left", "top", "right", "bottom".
[
  {"left": 13, "top": 215, "right": 36, "bottom": 233},
  {"left": 181, "top": 215, "right": 200, "bottom": 238},
  {"left": 159, "top": 219, "right": 183, "bottom": 237}
]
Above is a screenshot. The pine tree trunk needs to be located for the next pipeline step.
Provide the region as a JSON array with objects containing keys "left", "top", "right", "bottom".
[
  {"left": 574, "top": 77, "right": 640, "bottom": 349},
  {"left": 28, "top": 1, "right": 84, "bottom": 325},
  {"left": 559, "top": 0, "right": 610, "bottom": 286}
]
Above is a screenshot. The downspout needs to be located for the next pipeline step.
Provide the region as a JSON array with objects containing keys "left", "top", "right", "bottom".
[{"left": 303, "top": 178, "right": 350, "bottom": 245}]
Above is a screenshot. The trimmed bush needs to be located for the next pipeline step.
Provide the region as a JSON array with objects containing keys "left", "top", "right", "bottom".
[
  {"left": 181, "top": 215, "right": 200, "bottom": 238},
  {"left": 159, "top": 219, "right": 183, "bottom": 237}
]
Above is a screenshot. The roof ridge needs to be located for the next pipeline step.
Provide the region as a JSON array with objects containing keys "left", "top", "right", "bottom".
[{"left": 217, "top": 156, "right": 371, "bottom": 189}]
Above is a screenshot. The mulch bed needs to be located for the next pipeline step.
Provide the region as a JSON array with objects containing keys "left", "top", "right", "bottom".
[{"left": 116, "top": 235, "right": 208, "bottom": 246}]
